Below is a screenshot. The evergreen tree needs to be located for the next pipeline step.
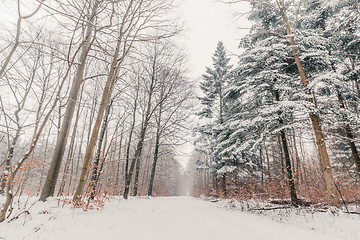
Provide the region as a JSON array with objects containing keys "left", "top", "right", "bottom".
[
  {"left": 198, "top": 41, "right": 232, "bottom": 122},
  {"left": 217, "top": 3, "right": 305, "bottom": 203},
  {"left": 194, "top": 41, "right": 232, "bottom": 194},
  {"left": 298, "top": 0, "right": 360, "bottom": 175}
]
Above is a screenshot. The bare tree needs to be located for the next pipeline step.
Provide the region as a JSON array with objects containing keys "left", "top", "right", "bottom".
[
  {"left": 39, "top": 0, "right": 101, "bottom": 201},
  {"left": 0, "top": 38, "right": 74, "bottom": 222},
  {"left": 0, "top": 0, "right": 44, "bottom": 79},
  {"left": 73, "top": 0, "right": 178, "bottom": 202}
]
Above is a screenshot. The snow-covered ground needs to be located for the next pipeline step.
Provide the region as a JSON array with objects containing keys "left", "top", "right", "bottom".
[{"left": 0, "top": 197, "right": 359, "bottom": 240}]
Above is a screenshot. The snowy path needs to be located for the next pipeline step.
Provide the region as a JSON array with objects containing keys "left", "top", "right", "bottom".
[{"left": 0, "top": 197, "right": 355, "bottom": 240}]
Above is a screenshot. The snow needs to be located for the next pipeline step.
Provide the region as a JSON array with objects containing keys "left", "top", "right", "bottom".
[
  {"left": 0, "top": 197, "right": 359, "bottom": 240},
  {"left": 217, "top": 166, "right": 237, "bottom": 174}
]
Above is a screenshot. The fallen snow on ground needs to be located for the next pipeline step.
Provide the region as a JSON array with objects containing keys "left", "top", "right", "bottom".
[{"left": 0, "top": 197, "right": 359, "bottom": 240}]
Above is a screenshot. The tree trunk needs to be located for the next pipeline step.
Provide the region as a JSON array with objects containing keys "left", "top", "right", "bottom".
[
  {"left": 265, "top": 145, "right": 271, "bottom": 183},
  {"left": 277, "top": 135, "right": 285, "bottom": 181},
  {"left": 0, "top": 133, "right": 20, "bottom": 194},
  {"left": 124, "top": 85, "right": 139, "bottom": 186},
  {"left": 337, "top": 91, "right": 360, "bottom": 174},
  {"left": 39, "top": 2, "right": 98, "bottom": 201},
  {"left": 278, "top": 2, "right": 340, "bottom": 207},
  {"left": 274, "top": 86, "right": 298, "bottom": 205},
  {"left": 147, "top": 106, "right": 163, "bottom": 196},
  {"left": 280, "top": 131, "right": 298, "bottom": 205},
  {"left": 73, "top": 32, "right": 122, "bottom": 202},
  {"left": 259, "top": 148, "right": 264, "bottom": 187},
  {"left": 292, "top": 131, "right": 303, "bottom": 184},
  {"left": 89, "top": 98, "right": 113, "bottom": 200},
  {"left": 123, "top": 126, "right": 148, "bottom": 199},
  {"left": 57, "top": 87, "right": 83, "bottom": 197},
  {"left": 124, "top": 53, "right": 157, "bottom": 199},
  {"left": 133, "top": 153, "right": 141, "bottom": 196}
]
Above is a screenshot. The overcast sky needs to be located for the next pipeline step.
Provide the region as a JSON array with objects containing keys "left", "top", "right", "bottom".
[
  {"left": 179, "top": 0, "right": 251, "bottom": 79},
  {"left": 0, "top": 0, "right": 251, "bottom": 79},
  {"left": 174, "top": 0, "right": 251, "bottom": 167},
  {"left": 0, "top": 0, "right": 251, "bottom": 168}
]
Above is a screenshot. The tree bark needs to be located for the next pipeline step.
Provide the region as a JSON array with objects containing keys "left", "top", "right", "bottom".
[
  {"left": 292, "top": 131, "right": 303, "bottom": 184},
  {"left": 57, "top": 86, "right": 83, "bottom": 197},
  {"left": 147, "top": 104, "right": 163, "bottom": 196},
  {"left": 89, "top": 98, "right": 113, "bottom": 200},
  {"left": 274, "top": 86, "right": 298, "bottom": 205},
  {"left": 124, "top": 84, "right": 139, "bottom": 185},
  {"left": 277, "top": 135, "right": 285, "bottom": 181},
  {"left": 337, "top": 91, "right": 360, "bottom": 175},
  {"left": 124, "top": 61, "right": 157, "bottom": 199},
  {"left": 278, "top": 1, "right": 340, "bottom": 207},
  {"left": 280, "top": 131, "right": 298, "bottom": 205},
  {"left": 39, "top": 1, "right": 98, "bottom": 201},
  {"left": 73, "top": 32, "right": 122, "bottom": 202}
]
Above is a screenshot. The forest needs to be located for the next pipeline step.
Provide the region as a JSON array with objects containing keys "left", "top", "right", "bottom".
[
  {"left": 192, "top": 0, "right": 360, "bottom": 210},
  {"left": 0, "top": 0, "right": 360, "bottom": 230}
]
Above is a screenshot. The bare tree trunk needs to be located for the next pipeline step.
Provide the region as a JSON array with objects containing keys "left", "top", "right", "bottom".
[
  {"left": 292, "top": 131, "right": 303, "bottom": 184},
  {"left": 276, "top": 136, "right": 285, "bottom": 181},
  {"left": 0, "top": 133, "right": 20, "bottom": 194},
  {"left": 259, "top": 147, "right": 264, "bottom": 187},
  {"left": 74, "top": 0, "right": 149, "bottom": 201},
  {"left": 40, "top": 1, "right": 99, "bottom": 201},
  {"left": 124, "top": 85, "right": 139, "bottom": 186},
  {"left": 73, "top": 47, "right": 120, "bottom": 201},
  {"left": 124, "top": 125, "right": 148, "bottom": 199},
  {"left": 89, "top": 98, "right": 113, "bottom": 200},
  {"left": 124, "top": 53, "right": 158, "bottom": 199},
  {"left": 148, "top": 105, "right": 163, "bottom": 196},
  {"left": 265, "top": 145, "right": 271, "bottom": 183},
  {"left": 280, "top": 131, "right": 298, "bottom": 205},
  {"left": 278, "top": 0, "right": 340, "bottom": 207},
  {"left": 133, "top": 150, "right": 142, "bottom": 196},
  {"left": 115, "top": 127, "right": 124, "bottom": 194},
  {"left": 221, "top": 174, "right": 227, "bottom": 198},
  {"left": 274, "top": 87, "right": 298, "bottom": 205},
  {"left": 337, "top": 91, "right": 360, "bottom": 174},
  {"left": 57, "top": 86, "right": 84, "bottom": 197}
]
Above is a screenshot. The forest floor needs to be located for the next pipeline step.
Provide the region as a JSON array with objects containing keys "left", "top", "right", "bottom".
[{"left": 0, "top": 196, "right": 359, "bottom": 240}]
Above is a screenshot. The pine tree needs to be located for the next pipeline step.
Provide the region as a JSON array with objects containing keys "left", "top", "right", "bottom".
[
  {"left": 298, "top": 0, "right": 360, "bottom": 176},
  {"left": 198, "top": 41, "right": 232, "bottom": 122},
  {"left": 216, "top": 3, "right": 304, "bottom": 204},
  {"left": 195, "top": 41, "right": 232, "bottom": 195}
]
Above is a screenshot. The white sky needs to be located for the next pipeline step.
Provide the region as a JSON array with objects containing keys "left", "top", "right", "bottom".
[
  {"left": 175, "top": 0, "right": 251, "bottom": 168},
  {"left": 0, "top": 0, "right": 251, "bottom": 79},
  {"left": 178, "top": 0, "right": 251, "bottom": 79},
  {"left": 0, "top": 0, "right": 251, "bottom": 169}
]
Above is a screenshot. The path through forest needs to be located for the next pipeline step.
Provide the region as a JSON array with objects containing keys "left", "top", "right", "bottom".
[{"left": 1, "top": 197, "right": 353, "bottom": 240}]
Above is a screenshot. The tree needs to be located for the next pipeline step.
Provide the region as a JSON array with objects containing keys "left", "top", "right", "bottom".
[
  {"left": 40, "top": 0, "right": 100, "bottom": 201},
  {"left": 194, "top": 41, "right": 232, "bottom": 195},
  {"left": 323, "top": 0, "right": 360, "bottom": 175},
  {"left": 0, "top": 0, "right": 44, "bottom": 79},
  {"left": 0, "top": 34, "right": 72, "bottom": 222},
  {"left": 223, "top": 0, "right": 340, "bottom": 207},
  {"left": 198, "top": 41, "right": 232, "bottom": 122},
  {"left": 73, "top": 0, "right": 179, "bottom": 201},
  {"left": 217, "top": 21, "right": 302, "bottom": 203},
  {"left": 147, "top": 42, "right": 192, "bottom": 196}
]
